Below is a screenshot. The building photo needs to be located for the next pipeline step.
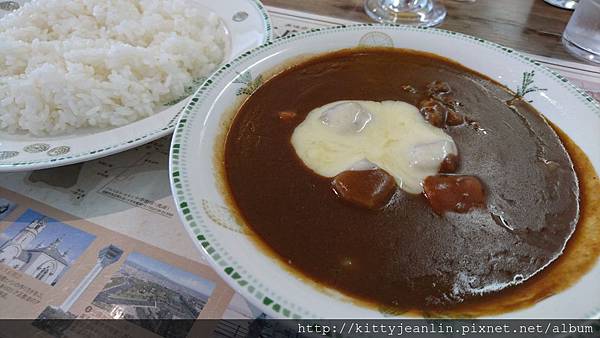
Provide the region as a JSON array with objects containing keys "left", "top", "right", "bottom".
[{"left": 0, "top": 209, "right": 96, "bottom": 286}]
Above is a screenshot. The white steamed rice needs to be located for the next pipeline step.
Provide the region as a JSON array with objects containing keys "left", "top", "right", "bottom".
[{"left": 0, "top": 0, "right": 227, "bottom": 136}]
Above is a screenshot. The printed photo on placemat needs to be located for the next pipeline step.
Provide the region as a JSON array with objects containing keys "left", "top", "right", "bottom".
[{"left": 0, "top": 209, "right": 96, "bottom": 286}]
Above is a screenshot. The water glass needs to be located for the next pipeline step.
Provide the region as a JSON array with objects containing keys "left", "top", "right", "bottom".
[
  {"left": 364, "top": 0, "right": 446, "bottom": 27},
  {"left": 544, "top": 0, "right": 579, "bottom": 10},
  {"left": 562, "top": 0, "right": 600, "bottom": 63}
]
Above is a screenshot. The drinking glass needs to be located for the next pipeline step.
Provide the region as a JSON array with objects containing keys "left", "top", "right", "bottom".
[
  {"left": 364, "top": 0, "right": 446, "bottom": 27},
  {"left": 562, "top": 0, "right": 600, "bottom": 64},
  {"left": 544, "top": 0, "right": 579, "bottom": 10}
]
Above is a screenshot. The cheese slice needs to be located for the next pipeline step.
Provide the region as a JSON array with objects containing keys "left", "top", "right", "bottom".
[{"left": 291, "top": 100, "right": 457, "bottom": 194}]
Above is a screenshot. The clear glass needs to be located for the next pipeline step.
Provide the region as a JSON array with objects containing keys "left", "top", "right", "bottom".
[
  {"left": 544, "top": 0, "right": 579, "bottom": 10},
  {"left": 562, "top": 0, "right": 600, "bottom": 64},
  {"left": 364, "top": 0, "right": 446, "bottom": 27}
]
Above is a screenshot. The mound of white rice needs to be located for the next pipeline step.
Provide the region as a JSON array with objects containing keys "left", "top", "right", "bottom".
[{"left": 0, "top": 0, "right": 227, "bottom": 135}]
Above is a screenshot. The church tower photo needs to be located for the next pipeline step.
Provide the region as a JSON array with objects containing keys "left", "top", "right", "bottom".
[
  {"left": 0, "top": 216, "right": 48, "bottom": 264},
  {"left": 0, "top": 210, "right": 95, "bottom": 286}
]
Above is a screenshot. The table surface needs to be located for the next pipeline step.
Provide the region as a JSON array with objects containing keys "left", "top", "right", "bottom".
[{"left": 264, "top": 0, "right": 582, "bottom": 63}]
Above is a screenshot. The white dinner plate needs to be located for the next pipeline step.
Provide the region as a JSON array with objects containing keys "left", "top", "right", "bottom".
[
  {"left": 0, "top": 0, "right": 272, "bottom": 171},
  {"left": 170, "top": 25, "right": 600, "bottom": 319}
]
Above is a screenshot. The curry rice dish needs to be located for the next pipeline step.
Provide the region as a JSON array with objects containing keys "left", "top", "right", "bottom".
[{"left": 223, "top": 48, "right": 581, "bottom": 312}]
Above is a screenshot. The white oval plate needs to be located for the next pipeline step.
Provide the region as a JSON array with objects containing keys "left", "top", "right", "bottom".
[
  {"left": 170, "top": 25, "right": 600, "bottom": 319},
  {"left": 0, "top": 0, "right": 272, "bottom": 172}
]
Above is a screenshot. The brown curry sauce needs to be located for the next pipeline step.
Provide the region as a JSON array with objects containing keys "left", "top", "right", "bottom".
[{"left": 222, "top": 48, "right": 600, "bottom": 315}]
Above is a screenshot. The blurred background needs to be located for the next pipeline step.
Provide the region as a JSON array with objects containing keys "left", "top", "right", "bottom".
[{"left": 263, "top": 0, "right": 599, "bottom": 64}]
